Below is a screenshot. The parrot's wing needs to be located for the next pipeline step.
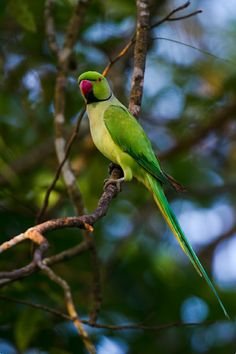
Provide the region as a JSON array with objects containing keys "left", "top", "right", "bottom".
[{"left": 104, "top": 104, "right": 168, "bottom": 185}]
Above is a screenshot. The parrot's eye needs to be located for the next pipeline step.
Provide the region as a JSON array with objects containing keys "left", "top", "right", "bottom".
[{"left": 98, "top": 77, "right": 102, "bottom": 82}]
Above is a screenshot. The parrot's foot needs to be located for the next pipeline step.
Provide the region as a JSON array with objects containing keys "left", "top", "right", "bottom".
[{"left": 103, "top": 177, "right": 125, "bottom": 192}]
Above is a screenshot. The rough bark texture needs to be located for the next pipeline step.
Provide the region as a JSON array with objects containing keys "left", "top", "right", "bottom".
[{"left": 129, "top": 0, "right": 150, "bottom": 117}]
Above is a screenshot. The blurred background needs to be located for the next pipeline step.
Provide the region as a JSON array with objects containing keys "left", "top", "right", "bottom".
[{"left": 0, "top": 0, "right": 236, "bottom": 353}]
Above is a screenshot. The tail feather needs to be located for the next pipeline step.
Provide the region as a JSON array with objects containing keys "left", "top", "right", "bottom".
[{"left": 146, "top": 174, "right": 229, "bottom": 319}]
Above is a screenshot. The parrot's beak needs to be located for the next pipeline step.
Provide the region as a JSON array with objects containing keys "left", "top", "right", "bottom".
[{"left": 79, "top": 80, "right": 93, "bottom": 98}]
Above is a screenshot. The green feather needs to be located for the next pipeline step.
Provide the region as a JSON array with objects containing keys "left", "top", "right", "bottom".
[{"left": 146, "top": 173, "right": 230, "bottom": 319}]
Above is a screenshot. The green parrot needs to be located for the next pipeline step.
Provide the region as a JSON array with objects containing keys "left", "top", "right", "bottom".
[{"left": 78, "top": 70, "right": 229, "bottom": 319}]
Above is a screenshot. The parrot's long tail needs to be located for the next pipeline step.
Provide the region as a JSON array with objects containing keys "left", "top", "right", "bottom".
[{"left": 145, "top": 173, "right": 229, "bottom": 319}]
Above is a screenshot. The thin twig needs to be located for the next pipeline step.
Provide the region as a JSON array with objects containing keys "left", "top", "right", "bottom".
[
  {"left": 166, "top": 11, "right": 202, "bottom": 22},
  {"left": 45, "top": 239, "right": 90, "bottom": 266},
  {"left": 102, "top": 36, "right": 135, "bottom": 77},
  {"left": 54, "top": 77, "right": 85, "bottom": 216},
  {"left": 102, "top": 1, "right": 201, "bottom": 79},
  {"left": 38, "top": 261, "right": 96, "bottom": 354},
  {"left": 83, "top": 320, "right": 215, "bottom": 332},
  {"left": 36, "top": 108, "right": 85, "bottom": 222},
  {"left": 151, "top": 1, "right": 201, "bottom": 28},
  {"left": 151, "top": 37, "right": 236, "bottom": 66},
  {"left": 0, "top": 294, "right": 70, "bottom": 320},
  {"left": 0, "top": 294, "right": 216, "bottom": 332}
]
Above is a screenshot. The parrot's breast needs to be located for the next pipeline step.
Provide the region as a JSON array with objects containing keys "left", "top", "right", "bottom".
[{"left": 87, "top": 99, "right": 122, "bottom": 164}]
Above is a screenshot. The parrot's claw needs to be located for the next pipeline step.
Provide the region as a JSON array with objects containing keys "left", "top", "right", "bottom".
[{"left": 103, "top": 177, "right": 125, "bottom": 192}]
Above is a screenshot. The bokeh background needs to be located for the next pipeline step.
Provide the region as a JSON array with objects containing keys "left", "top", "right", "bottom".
[{"left": 0, "top": 0, "right": 236, "bottom": 353}]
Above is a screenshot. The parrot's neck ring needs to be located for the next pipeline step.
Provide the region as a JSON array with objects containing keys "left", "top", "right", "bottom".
[{"left": 86, "top": 91, "right": 112, "bottom": 104}]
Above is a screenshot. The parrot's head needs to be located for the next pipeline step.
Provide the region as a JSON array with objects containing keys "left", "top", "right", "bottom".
[{"left": 78, "top": 71, "right": 111, "bottom": 104}]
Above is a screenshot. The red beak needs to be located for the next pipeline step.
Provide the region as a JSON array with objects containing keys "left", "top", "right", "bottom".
[{"left": 80, "top": 80, "right": 93, "bottom": 97}]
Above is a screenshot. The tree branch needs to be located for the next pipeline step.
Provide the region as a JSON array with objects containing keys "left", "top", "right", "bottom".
[
  {"left": 44, "top": 0, "right": 59, "bottom": 57},
  {"left": 129, "top": 0, "right": 150, "bottom": 117},
  {"left": 0, "top": 240, "right": 91, "bottom": 287},
  {"left": 0, "top": 165, "right": 122, "bottom": 283}
]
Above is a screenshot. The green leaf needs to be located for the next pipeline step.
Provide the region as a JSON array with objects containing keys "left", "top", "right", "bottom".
[
  {"left": 8, "top": 0, "right": 36, "bottom": 32},
  {"left": 15, "top": 307, "right": 44, "bottom": 351}
]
